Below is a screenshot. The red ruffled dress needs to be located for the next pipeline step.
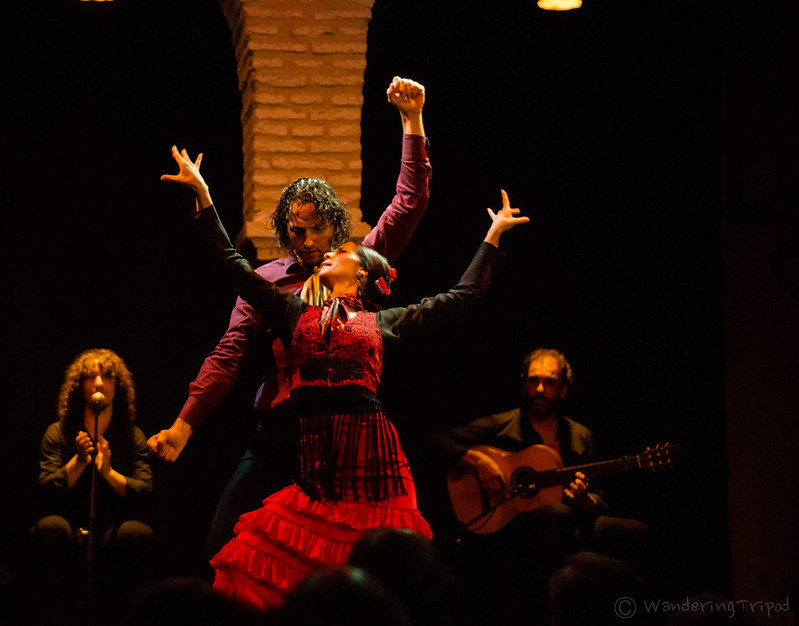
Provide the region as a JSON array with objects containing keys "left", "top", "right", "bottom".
[
  {"left": 195, "top": 205, "right": 503, "bottom": 612},
  {"left": 210, "top": 301, "right": 432, "bottom": 611}
]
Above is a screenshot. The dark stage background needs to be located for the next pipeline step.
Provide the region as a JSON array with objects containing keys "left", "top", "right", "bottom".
[{"left": 3, "top": 0, "right": 739, "bottom": 614}]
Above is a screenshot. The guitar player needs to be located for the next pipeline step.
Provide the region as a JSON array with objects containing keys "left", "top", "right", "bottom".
[{"left": 435, "top": 348, "right": 649, "bottom": 625}]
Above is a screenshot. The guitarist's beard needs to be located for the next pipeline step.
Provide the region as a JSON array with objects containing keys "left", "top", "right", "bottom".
[{"left": 528, "top": 395, "right": 559, "bottom": 421}]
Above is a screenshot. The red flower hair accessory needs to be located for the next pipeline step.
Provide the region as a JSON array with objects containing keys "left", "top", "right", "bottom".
[{"left": 374, "top": 268, "right": 397, "bottom": 296}]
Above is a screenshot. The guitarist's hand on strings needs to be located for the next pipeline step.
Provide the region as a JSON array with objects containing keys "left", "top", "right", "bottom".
[
  {"left": 564, "top": 471, "right": 597, "bottom": 513},
  {"left": 462, "top": 448, "right": 507, "bottom": 492}
]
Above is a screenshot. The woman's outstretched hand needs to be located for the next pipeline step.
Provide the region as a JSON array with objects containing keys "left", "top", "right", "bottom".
[
  {"left": 161, "top": 145, "right": 213, "bottom": 210},
  {"left": 484, "top": 189, "right": 529, "bottom": 247}
]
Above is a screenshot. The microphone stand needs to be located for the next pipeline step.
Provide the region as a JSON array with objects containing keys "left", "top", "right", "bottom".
[{"left": 86, "top": 393, "right": 104, "bottom": 626}]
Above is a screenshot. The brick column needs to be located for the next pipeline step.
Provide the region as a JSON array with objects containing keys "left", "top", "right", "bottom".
[{"left": 217, "top": 0, "right": 377, "bottom": 262}]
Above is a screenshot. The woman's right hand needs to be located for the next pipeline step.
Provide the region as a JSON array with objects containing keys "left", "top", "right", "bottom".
[
  {"left": 161, "top": 145, "right": 213, "bottom": 209},
  {"left": 484, "top": 189, "right": 529, "bottom": 247}
]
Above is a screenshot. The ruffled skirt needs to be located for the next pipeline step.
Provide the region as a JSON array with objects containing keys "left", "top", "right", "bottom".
[{"left": 210, "top": 481, "right": 432, "bottom": 612}]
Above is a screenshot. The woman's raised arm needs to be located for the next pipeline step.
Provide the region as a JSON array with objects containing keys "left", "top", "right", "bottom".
[
  {"left": 379, "top": 190, "right": 529, "bottom": 340},
  {"left": 160, "top": 146, "right": 303, "bottom": 334}
]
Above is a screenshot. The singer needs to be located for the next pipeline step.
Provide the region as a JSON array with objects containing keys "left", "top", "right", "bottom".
[{"left": 30, "top": 349, "right": 154, "bottom": 626}]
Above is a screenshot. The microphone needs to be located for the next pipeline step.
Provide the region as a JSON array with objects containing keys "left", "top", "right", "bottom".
[{"left": 90, "top": 391, "right": 107, "bottom": 413}]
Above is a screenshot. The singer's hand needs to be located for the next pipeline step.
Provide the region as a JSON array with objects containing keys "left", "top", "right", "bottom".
[
  {"left": 75, "top": 431, "right": 94, "bottom": 465},
  {"left": 96, "top": 435, "right": 112, "bottom": 477},
  {"left": 148, "top": 419, "right": 193, "bottom": 462}
]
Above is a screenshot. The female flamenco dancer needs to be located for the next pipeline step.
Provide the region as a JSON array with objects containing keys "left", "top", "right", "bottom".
[{"left": 161, "top": 146, "right": 529, "bottom": 612}]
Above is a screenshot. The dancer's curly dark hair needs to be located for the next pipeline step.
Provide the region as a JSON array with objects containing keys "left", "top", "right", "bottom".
[
  {"left": 270, "top": 178, "right": 351, "bottom": 255},
  {"left": 57, "top": 349, "right": 136, "bottom": 428}
]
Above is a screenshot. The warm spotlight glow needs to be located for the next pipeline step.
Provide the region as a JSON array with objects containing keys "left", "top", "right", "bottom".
[{"left": 537, "top": 0, "right": 582, "bottom": 10}]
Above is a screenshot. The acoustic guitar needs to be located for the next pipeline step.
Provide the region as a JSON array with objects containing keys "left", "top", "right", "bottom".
[{"left": 446, "top": 443, "right": 678, "bottom": 534}]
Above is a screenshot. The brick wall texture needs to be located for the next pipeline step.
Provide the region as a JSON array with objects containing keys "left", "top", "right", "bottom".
[{"left": 217, "top": 0, "right": 377, "bottom": 261}]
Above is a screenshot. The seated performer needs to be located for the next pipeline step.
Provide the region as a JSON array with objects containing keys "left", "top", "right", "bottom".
[
  {"left": 30, "top": 349, "right": 154, "bottom": 626},
  {"left": 160, "top": 142, "right": 528, "bottom": 611},
  {"left": 148, "top": 76, "right": 430, "bottom": 562},
  {"left": 435, "top": 348, "right": 650, "bottom": 625}
]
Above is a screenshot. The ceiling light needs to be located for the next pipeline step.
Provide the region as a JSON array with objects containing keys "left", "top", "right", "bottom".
[{"left": 537, "top": 0, "right": 582, "bottom": 10}]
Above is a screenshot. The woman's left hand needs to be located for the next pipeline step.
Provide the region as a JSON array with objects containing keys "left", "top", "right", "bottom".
[
  {"left": 487, "top": 189, "right": 529, "bottom": 233},
  {"left": 484, "top": 189, "right": 529, "bottom": 247}
]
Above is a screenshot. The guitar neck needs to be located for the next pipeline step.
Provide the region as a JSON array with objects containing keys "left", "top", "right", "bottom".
[{"left": 540, "top": 456, "right": 640, "bottom": 488}]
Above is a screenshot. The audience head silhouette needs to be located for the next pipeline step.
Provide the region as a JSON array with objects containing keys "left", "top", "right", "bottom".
[
  {"left": 549, "top": 551, "right": 649, "bottom": 626},
  {"left": 273, "top": 564, "right": 410, "bottom": 626},
  {"left": 347, "top": 527, "right": 457, "bottom": 625}
]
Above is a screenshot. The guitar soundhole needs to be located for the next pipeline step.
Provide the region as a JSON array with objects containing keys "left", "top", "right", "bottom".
[{"left": 511, "top": 468, "right": 539, "bottom": 497}]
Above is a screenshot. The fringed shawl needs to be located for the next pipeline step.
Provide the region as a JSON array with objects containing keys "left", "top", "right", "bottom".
[{"left": 291, "top": 386, "right": 407, "bottom": 502}]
